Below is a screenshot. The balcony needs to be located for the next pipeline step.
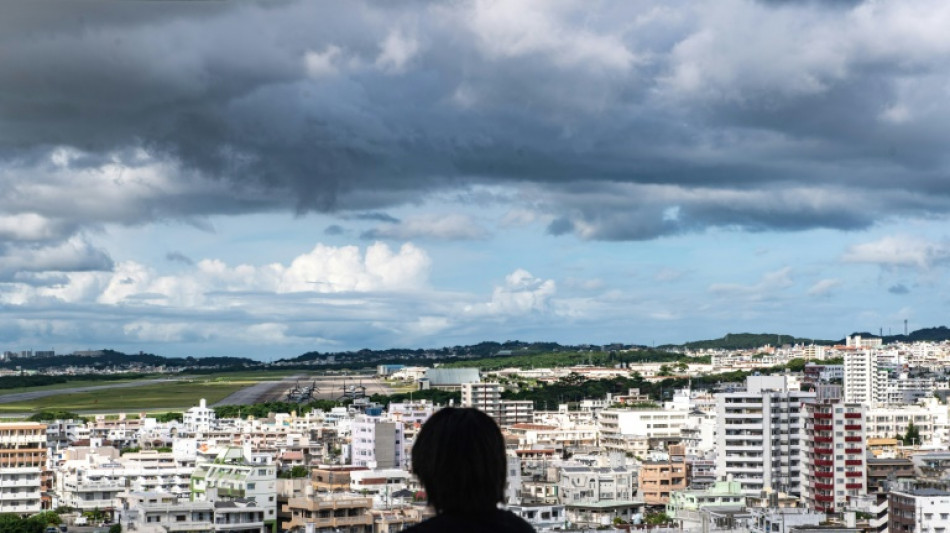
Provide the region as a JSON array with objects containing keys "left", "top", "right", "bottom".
[
  {"left": 813, "top": 448, "right": 833, "bottom": 455},
  {"left": 845, "top": 460, "right": 863, "bottom": 466},
  {"left": 814, "top": 437, "right": 833, "bottom": 444},
  {"left": 845, "top": 413, "right": 861, "bottom": 419},
  {"left": 815, "top": 494, "right": 835, "bottom": 503},
  {"left": 845, "top": 471, "right": 862, "bottom": 478},
  {"left": 284, "top": 515, "right": 372, "bottom": 530},
  {"left": 846, "top": 483, "right": 863, "bottom": 489},
  {"left": 813, "top": 424, "right": 833, "bottom": 432},
  {"left": 815, "top": 472, "right": 833, "bottom": 479},
  {"left": 845, "top": 425, "right": 862, "bottom": 431},
  {"left": 845, "top": 448, "right": 862, "bottom": 454},
  {"left": 814, "top": 482, "right": 834, "bottom": 490},
  {"left": 845, "top": 436, "right": 862, "bottom": 442},
  {"left": 0, "top": 491, "right": 41, "bottom": 501},
  {"left": 814, "top": 413, "right": 833, "bottom": 420},
  {"left": 814, "top": 460, "right": 833, "bottom": 467}
]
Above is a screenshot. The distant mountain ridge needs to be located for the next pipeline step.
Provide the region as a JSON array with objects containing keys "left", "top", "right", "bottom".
[
  {"left": 662, "top": 326, "right": 950, "bottom": 351},
  {"left": 660, "top": 333, "right": 836, "bottom": 351},
  {"left": 848, "top": 326, "right": 950, "bottom": 345},
  {"left": 0, "top": 349, "right": 256, "bottom": 371},
  {"left": 7, "top": 326, "right": 950, "bottom": 372}
]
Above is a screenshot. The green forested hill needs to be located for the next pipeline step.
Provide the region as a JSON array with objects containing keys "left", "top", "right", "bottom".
[{"left": 663, "top": 333, "right": 836, "bottom": 351}]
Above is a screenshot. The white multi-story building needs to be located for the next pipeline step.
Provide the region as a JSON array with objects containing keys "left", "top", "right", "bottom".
[
  {"left": 461, "top": 382, "right": 502, "bottom": 416},
  {"left": 119, "top": 491, "right": 267, "bottom": 533},
  {"left": 715, "top": 375, "right": 815, "bottom": 496},
  {"left": 598, "top": 406, "right": 690, "bottom": 442},
  {"left": 843, "top": 350, "right": 886, "bottom": 405},
  {"left": 55, "top": 448, "right": 196, "bottom": 513},
  {"left": 557, "top": 461, "right": 636, "bottom": 504},
  {"left": 460, "top": 382, "right": 534, "bottom": 426},
  {"left": 350, "top": 408, "right": 406, "bottom": 470},
  {"left": 866, "top": 400, "right": 949, "bottom": 446},
  {"left": 847, "top": 335, "right": 883, "bottom": 349},
  {"left": 190, "top": 446, "right": 277, "bottom": 528},
  {"left": 889, "top": 488, "right": 950, "bottom": 533},
  {"left": 0, "top": 422, "right": 47, "bottom": 515},
  {"left": 183, "top": 398, "right": 217, "bottom": 432}
]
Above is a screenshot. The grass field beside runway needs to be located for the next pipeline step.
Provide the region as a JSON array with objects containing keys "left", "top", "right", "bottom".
[
  {"left": 0, "top": 378, "right": 143, "bottom": 396},
  {"left": 0, "top": 379, "right": 252, "bottom": 413}
]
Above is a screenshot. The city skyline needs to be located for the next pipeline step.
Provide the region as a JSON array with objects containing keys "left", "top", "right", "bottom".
[{"left": 2, "top": 1, "right": 950, "bottom": 357}]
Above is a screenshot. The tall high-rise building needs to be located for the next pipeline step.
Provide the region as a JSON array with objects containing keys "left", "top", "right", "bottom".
[
  {"left": 0, "top": 422, "right": 48, "bottom": 514},
  {"left": 715, "top": 376, "right": 814, "bottom": 496},
  {"left": 801, "top": 401, "right": 867, "bottom": 513},
  {"left": 843, "top": 350, "right": 885, "bottom": 405}
]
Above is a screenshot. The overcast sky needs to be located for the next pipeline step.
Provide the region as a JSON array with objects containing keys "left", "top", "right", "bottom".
[{"left": 1, "top": 0, "right": 949, "bottom": 358}]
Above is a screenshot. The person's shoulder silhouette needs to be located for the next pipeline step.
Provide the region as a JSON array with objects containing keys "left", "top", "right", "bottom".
[{"left": 404, "top": 407, "right": 535, "bottom": 533}]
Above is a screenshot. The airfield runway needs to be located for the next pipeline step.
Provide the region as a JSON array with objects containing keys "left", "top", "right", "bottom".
[
  {"left": 213, "top": 374, "right": 396, "bottom": 405},
  {"left": 212, "top": 374, "right": 305, "bottom": 406}
]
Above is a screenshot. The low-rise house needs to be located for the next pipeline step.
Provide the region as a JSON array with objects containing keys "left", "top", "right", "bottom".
[{"left": 666, "top": 479, "right": 746, "bottom": 522}]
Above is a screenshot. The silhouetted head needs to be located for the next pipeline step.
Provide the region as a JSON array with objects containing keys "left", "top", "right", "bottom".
[{"left": 411, "top": 407, "right": 506, "bottom": 515}]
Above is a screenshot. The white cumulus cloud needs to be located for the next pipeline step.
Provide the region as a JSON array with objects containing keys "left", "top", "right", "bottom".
[
  {"left": 465, "top": 268, "right": 556, "bottom": 316},
  {"left": 842, "top": 236, "right": 950, "bottom": 269}
]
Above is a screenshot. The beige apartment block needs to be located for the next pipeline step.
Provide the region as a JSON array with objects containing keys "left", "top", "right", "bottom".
[
  {"left": 0, "top": 422, "right": 48, "bottom": 515},
  {"left": 638, "top": 444, "right": 688, "bottom": 505}
]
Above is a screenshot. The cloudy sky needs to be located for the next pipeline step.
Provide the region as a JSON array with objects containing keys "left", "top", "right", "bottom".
[{"left": 1, "top": 0, "right": 949, "bottom": 358}]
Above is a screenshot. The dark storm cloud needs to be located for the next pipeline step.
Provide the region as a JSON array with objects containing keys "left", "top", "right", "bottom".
[
  {"left": 0, "top": 239, "right": 113, "bottom": 280},
  {"left": 3, "top": 0, "right": 950, "bottom": 242},
  {"left": 166, "top": 251, "right": 195, "bottom": 265},
  {"left": 347, "top": 212, "right": 401, "bottom": 224},
  {"left": 888, "top": 284, "right": 910, "bottom": 295}
]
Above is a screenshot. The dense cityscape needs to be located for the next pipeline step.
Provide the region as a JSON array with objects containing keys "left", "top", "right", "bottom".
[
  {"left": 4, "top": 0, "right": 950, "bottom": 532},
  {"left": 2, "top": 331, "right": 950, "bottom": 532}
]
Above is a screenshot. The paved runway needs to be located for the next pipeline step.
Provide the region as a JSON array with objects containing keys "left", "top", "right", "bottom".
[
  {"left": 212, "top": 374, "right": 304, "bottom": 406},
  {"left": 309, "top": 375, "right": 395, "bottom": 400},
  {"left": 0, "top": 378, "right": 176, "bottom": 404},
  {"left": 0, "top": 373, "right": 399, "bottom": 411}
]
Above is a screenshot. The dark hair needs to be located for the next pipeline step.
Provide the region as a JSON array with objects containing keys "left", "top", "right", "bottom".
[{"left": 411, "top": 407, "right": 506, "bottom": 515}]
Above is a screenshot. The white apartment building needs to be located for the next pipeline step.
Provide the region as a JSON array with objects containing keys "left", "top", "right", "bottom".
[
  {"left": 889, "top": 488, "right": 950, "bottom": 533},
  {"left": 460, "top": 382, "right": 534, "bottom": 426},
  {"left": 183, "top": 398, "right": 217, "bottom": 433},
  {"left": 715, "top": 375, "right": 815, "bottom": 496},
  {"left": 0, "top": 422, "right": 47, "bottom": 515},
  {"left": 190, "top": 446, "right": 278, "bottom": 528},
  {"left": 866, "top": 400, "right": 949, "bottom": 446},
  {"left": 557, "top": 462, "right": 636, "bottom": 504},
  {"left": 350, "top": 408, "right": 406, "bottom": 470},
  {"left": 598, "top": 406, "right": 690, "bottom": 441},
  {"left": 461, "top": 382, "right": 502, "bottom": 416},
  {"left": 55, "top": 448, "right": 195, "bottom": 513},
  {"left": 882, "top": 373, "right": 937, "bottom": 405},
  {"left": 844, "top": 350, "right": 886, "bottom": 405},
  {"left": 557, "top": 460, "right": 640, "bottom": 527},
  {"left": 846, "top": 335, "right": 883, "bottom": 349},
  {"left": 119, "top": 491, "right": 268, "bottom": 533},
  {"left": 349, "top": 468, "right": 411, "bottom": 500}
]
